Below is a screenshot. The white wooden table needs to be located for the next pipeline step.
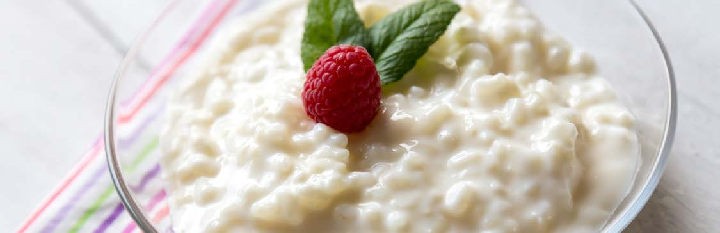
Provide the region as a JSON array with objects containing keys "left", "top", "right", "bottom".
[{"left": 0, "top": 0, "right": 717, "bottom": 232}]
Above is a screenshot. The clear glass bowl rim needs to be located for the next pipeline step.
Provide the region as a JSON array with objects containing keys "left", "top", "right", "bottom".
[{"left": 103, "top": 1, "right": 678, "bottom": 232}]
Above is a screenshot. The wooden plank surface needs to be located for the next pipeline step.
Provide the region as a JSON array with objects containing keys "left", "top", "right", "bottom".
[
  {"left": 0, "top": 0, "right": 163, "bottom": 230},
  {"left": 1, "top": 0, "right": 718, "bottom": 232},
  {"left": 0, "top": 0, "right": 120, "bottom": 229}
]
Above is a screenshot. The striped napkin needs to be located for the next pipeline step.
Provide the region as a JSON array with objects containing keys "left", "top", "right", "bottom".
[{"left": 16, "top": 0, "right": 249, "bottom": 232}]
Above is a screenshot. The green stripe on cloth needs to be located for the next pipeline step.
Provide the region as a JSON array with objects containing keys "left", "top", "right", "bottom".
[{"left": 67, "top": 137, "right": 159, "bottom": 233}]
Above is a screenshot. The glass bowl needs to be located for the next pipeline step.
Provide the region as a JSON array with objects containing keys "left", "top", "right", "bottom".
[{"left": 104, "top": 0, "right": 676, "bottom": 232}]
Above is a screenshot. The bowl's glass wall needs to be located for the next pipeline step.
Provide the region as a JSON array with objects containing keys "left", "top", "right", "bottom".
[
  {"left": 108, "top": 0, "right": 254, "bottom": 230},
  {"left": 519, "top": 1, "right": 673, "bottom": 232},
  {"left": 108, "top": 0, "right": 672, "bottom": 232}
]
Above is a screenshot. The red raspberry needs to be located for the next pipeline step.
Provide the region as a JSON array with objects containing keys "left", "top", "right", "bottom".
[{"left": 302, "top": 45, "right": 381, "bottom": 133}]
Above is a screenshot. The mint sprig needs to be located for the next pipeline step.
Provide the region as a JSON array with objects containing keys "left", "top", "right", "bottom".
[
  {"left": 369, "top": 0, "right": 461, "bottom": 85},
  {"left": 301, "top": 0, "right": 461, "bottom": 85},
  {"left": 301, "top": 0, "right": 370, "bottom": 71}
]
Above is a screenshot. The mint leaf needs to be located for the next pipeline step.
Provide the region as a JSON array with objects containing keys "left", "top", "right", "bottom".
[
  {"left": 369, "top": 0, "right": 461, "bottom": 85},
  {"left": 301, "top": 0, "right": 370, "bottom": 71}
]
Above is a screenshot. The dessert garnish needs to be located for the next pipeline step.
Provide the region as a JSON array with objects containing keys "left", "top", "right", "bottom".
[{"left": 301, "top": 0, "right": 460, "bottom": 133}]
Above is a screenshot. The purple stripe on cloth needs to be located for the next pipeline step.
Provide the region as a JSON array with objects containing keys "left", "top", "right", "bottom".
[
  {"left": 34, "top": 0, "right": 230, "bottom": 230},
  {"left": 131, "top": 164, "right": 161, "bottom": 192},
  {"left": 40, "top": 163, "right": 107, "bottom": 233},
  {"left": 118, "top": 105, "right": 163, "bottom": 148},
  {"left": 118, "top": 0, "right": 224, "bottom": 108},
  {"left": 93, "top": 164, "right": 162, "bottom": 233},
  {"left": 146, "top": 189, "right": 167, "bottom": 213},
  {"left": 39, "top": 108, "right": 162, "bottom": 233},
  {"left": 121, "top": 189, "right": 167, "bottom": 233},
  {"left": 93, "top": 204, "right": 125, "bottom": 233}
]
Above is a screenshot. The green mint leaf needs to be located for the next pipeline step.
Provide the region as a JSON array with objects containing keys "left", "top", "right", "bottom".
[
  {"left": 369, "top": 0, "right": 461, "bottom": 85},
  {"left": 301, "top": 0, "right": 370, "bottom": 71}
]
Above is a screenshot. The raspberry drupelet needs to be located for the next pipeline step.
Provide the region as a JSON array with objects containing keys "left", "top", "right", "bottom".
[{"left": 302, "top": 45, "right": 381, "bottom": 133}]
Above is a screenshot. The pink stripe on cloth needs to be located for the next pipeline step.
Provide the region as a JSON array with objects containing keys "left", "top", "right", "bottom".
[
  {"left": 39, "top": 158, "right": 108, "bottom": 233},
  {"left": 16, "top": 0, "right": 234, "bottom": 232},
  {"left": 92, "top": 164, "right": 161, "bottom": 233},
  {"left": 117, "top": 0, "right": 236, "bottom": 124},
  {"left": 16, "top": 137, "right": 103, "bottom": 233},
  {"left": 152, "top": 205, "right": 171, "bottom": 225},
  {"left": 38, "top": 106, "right": 162, "bottom": 233},
  {"left": 89, "top": 0, "right": 240, "bottom": 231},
  {"left": 118, "top": 0, "right": 221, "bottom": 108},
  {"left": 118, "top": 104, "right": 163, "bottom": 148},
  {"left": 122, "top": 190, "right": 167, "bottom": 233}
]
